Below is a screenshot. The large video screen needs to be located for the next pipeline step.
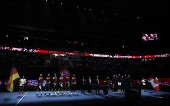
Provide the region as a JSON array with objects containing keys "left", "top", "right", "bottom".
[{"left": 142, "top": 33, "right": 159, "bottom": 42}]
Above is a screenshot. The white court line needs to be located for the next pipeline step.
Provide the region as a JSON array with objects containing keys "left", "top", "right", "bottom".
[{"left": 15, "top": 91, "right": 28, "bottom": 106}]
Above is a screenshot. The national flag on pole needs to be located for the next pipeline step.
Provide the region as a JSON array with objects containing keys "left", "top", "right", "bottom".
[
  {"left": 148, "top": 76, "right": 160, "bottom": 92},
  {"left": 7, "top": 65, "right": 20, "bottom": 92}
]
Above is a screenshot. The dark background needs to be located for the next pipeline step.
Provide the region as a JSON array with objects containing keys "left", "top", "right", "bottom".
[{"left": 0, "top": 0, "right": 170, "bottom": 80}]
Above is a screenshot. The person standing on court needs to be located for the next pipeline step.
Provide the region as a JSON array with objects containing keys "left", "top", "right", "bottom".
[
  {"left": 45, "top": 73, "right": 51, "bottom": 95},
  {"left": 19, "top": 75, "right": 26, "bottom": 96},
  {"left": 141, "top": 77, "right": 146, "bottom": 92},
  {"left": 120, "top": 76, "right": 125, "bottom": 93},
  {"left": 115, "top": 75, "right": 119, "bottom": 93},
  {"left": 71, "top": 74, "right": 76, "bottom": 94},
  {"left": 95, "top": 76, "right": 100, "bottom": 94},
  {"left": 51, "top": 73, "right": 57, "bottom": 95},
  {"left": 104, "top": 76, "right": 110, "bottom": 96},
  {"left": 58, "top": 74, "right": 64, "bottom": 95},
  {"left": 88, "top": 76, "right": 92, "bottom": 94},
  {"left": 81, "top": 76, "right": 86, "bottom": 94},
  {"left": 65, "top": 73, "right": 70, "bottom": 95},
  {"left": 36, "top": 74, "right": 43, "bottom": 96},
  {"left": 124, "top": 74, "right": 128, "bottom": 90},
  {"left": 127, "top": 74, "right": 133, "bottom": 90}
]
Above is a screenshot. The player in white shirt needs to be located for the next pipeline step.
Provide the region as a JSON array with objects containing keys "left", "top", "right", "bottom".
[
  {"left": 19, "top": 75, "right": 26, "bottom": 96},
  {"left": 141, "top": 77, "right": 146, "bottom": 92}
]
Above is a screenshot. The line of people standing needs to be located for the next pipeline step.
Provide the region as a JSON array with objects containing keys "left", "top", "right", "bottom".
[
  {"left": 112, "top": 74, "right": 133, "bottom": 93},
  {"left": 81, "top": 74, "right": 133, "bottom": 96},
  {"left": 81, "top": 75, "right": 101, "bottom": 94},
  {"left": 17, "top": 73, "right": 133, "bottom": 96},
  {"left": 37, "top": 73, "right": 77, "bottom": 96}
]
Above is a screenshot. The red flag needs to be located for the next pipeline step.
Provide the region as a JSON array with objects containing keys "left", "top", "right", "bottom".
[{"left": 148, "top": 76, "right": 160, "bottom": 92}]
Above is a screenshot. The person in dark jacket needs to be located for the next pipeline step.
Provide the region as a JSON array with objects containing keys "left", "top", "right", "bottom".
[
  {"left": 104, "top": 76, "right": 110, "bottom": 96},
  {"left": 118, "top": 74, "right": 121, "bottom": 79},
  {"left": 120, "top": 76, "right": 125, "bottom": 93},
  {"left": 118, "top": 74, "right": 122, "bottom": 93},
  {"left": 115, "top": 75, "right": 119, "bottom": 93},
  {"left": 81, "top": 76, "right": 86, "bottom": 94},
  {"left": 124, "top": 74, "right": 128, "bottom": 89},
  {"left": 127, "top": 74, "right": 133, "bottom": 89},
  {"left": 112, "top": 75, "right": 116, "bottom": 93},
  {"left": 71, "top": 74, "right": 76, "bottom": 94},
  {"left": 95, "top": 76, "right": 100, "bottom": 94},
  {"left": 88, "top": 76, "right": 92, "bottom": 93}
]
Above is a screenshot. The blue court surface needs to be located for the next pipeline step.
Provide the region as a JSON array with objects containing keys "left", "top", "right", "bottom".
[{"left": 0, "top": 89, "right": 170, "bottom": 106}]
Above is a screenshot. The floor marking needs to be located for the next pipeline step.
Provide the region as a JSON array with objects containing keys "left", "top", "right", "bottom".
[{"left": 15, "top": 91, "right": 28, "bottom": 106}]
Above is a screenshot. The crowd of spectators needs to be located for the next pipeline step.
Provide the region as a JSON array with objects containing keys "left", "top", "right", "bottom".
[
  {"left": 1, "top": 29, "right": 166, "bottom": 57},
  {"left": 0, "top": 50, "right": 170, "bottom": 82},
  {"left": 0, "top": 51, "right": 50, "bottom": 79}
]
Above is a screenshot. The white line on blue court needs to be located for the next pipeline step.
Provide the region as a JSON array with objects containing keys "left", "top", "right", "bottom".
[{"left": 15, "top": 91, "right": 28, "bottom": 106}]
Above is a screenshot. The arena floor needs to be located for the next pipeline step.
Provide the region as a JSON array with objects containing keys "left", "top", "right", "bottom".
[{"left": 0, "top": 89, "right": 170, "bottom": 106}]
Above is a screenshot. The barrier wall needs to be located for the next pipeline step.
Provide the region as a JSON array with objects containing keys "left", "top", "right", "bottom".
[{"left": 0, "top": 78, "right": 170, "bottom": 86}]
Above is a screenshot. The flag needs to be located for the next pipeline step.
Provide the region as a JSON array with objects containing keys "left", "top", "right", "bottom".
[
  {"left": 148, "top": 76, "right": 160, "bottom": 92},
  {"left": 7, "top": 65, "right": 20, "bottom": 92}
]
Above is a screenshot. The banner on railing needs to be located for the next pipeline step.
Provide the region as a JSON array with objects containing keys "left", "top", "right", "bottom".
[
  {"left": 0, "top": 46, "right": 169, "bottom": 58},
  {"left": 0, "top": 78, "right": 170, "bottom": 86}
]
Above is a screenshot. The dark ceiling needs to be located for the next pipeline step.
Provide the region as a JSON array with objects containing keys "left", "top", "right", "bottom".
[{"left": 0, "top": 0, "right": 169, "bottom": 44}]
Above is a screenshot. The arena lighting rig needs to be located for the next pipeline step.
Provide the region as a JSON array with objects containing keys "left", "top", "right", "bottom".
[{"left": 0, "top": 46, "right": 169, "bottom": 58}]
